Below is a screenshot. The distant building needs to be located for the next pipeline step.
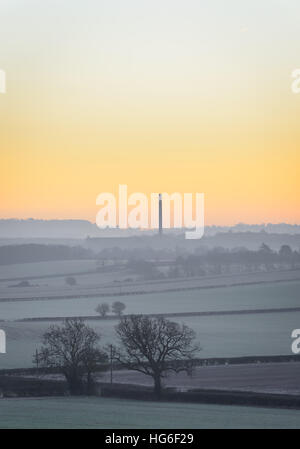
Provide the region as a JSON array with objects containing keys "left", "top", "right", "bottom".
[{"left": 159, "top": 193, "right": 163, "bottom": 236}]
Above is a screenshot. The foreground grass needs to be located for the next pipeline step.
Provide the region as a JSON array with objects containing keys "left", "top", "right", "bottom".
[{"left": 0, "top": 397, "right": 300, "bottom": 429}]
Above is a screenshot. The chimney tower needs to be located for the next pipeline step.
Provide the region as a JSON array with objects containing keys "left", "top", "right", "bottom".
[{"left": 159, "top": 193, "right": 162, "bottom": 236}]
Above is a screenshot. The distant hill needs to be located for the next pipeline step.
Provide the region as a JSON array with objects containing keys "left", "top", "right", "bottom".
[
  {"left": 0, "top": 219, "right": 96, "bottom": 239},
  {"left": 0, "top": 219, "right": 299, "bottom": 239},
  {"left": 0, "top": 244, "right": 93, "bottom": 265}
]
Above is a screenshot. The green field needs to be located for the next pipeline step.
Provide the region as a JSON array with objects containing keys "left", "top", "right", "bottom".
[
  {"left": 0, "top": 397, "right": 300, "bottom": 429},
  {"left": 1, "top": 280, "right": 300, "bottom": 320}
]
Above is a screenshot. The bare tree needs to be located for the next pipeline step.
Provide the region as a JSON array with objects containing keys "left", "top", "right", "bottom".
[
  {"left": 65, "top": 276, "right": 76, "bottom": 286},
  {"left": 112, "top": 301, "right": 126, "bottom": 316},
  {"left": 114, "top": 315, "right": 200, "bottom": 398},
  {"left": 34, "top": 318, "right": 107, "bottom": 395},
  {"left": 95, "top": 303, "right": 110, "bottom": 318}
]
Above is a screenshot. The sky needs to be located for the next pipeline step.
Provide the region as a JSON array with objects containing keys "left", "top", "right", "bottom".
[{"left": 0, "top": 0, "right": 299, "bottom": 225}]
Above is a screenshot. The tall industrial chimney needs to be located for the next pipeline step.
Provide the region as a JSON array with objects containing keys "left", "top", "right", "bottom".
[{"left": 159, "top": 193, "right": 162, "bottom": 236}]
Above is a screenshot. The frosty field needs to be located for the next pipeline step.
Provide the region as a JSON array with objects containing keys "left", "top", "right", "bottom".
[
  {"left": 0, "top": 279, "right": 299, "bottom": 369},
  {"left": 0, "top": 280, "right": 300, "bottom": 320},
  {"left": 0, "top": 397, "right": 300, "bottom": 429},
  {"left": 1, "top": 310, "right": 298, "bottom": 369},
  {"left": 0, "top": 260, "right": 97, "bottom": 280}
]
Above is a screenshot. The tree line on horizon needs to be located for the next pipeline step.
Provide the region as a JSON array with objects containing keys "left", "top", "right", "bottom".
[
  {"left": 1, "top": 242, "right": 299, "bottom": 276},
  {"left": 126, "top": 244, "right": 300, "bottom": 280}
]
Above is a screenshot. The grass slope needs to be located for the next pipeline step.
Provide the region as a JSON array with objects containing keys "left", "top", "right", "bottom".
[{"left": 1, "top": 397, "right": 300, "bottom": 429}]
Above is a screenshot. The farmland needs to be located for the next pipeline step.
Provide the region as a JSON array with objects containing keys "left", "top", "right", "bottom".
[
  {"left": 1, "top": 310, "right": 298, "bottom": 369},
  {"left": 1, "top": 280, "right": 300, "bottom": 320},
  {"left": 0, "top": 262, "right": 299, "bottom": 371},
  {"left": 0, "top": 260, "right": 299, "bottom": 301},
  {"left": 0, "top": 259, "right": 299, "bottom": 431},
  {"left": 1, "top": 396, "right": 300, "bottom": 429},
  {"left": 99, "top": 362, "right": 300, "bottom": 395},
  {"left": 0, "top": 259, "right": 97, "bottom": 280}
]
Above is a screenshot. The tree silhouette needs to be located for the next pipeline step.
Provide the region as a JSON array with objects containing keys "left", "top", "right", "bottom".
[
  {"left": 113, "top": 315, "right": 200, "bottom": 398},
  {"left": 112, "top": 301, "right": 126, "bottom": 316},
  {"left": 96, "top": 303, "right": 110, "bottom": 317},
  {"left": 34, "top": 318, "right": 107, "bottom": 395}
]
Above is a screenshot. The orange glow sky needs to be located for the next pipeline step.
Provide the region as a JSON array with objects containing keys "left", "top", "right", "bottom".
[{"left": 0, "top": 0, "right": 299, "bottom": 225}]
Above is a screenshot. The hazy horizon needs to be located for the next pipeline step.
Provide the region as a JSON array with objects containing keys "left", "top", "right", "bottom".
[{"left": 1, "top": 217, "right": 300, "bottom": 227}]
